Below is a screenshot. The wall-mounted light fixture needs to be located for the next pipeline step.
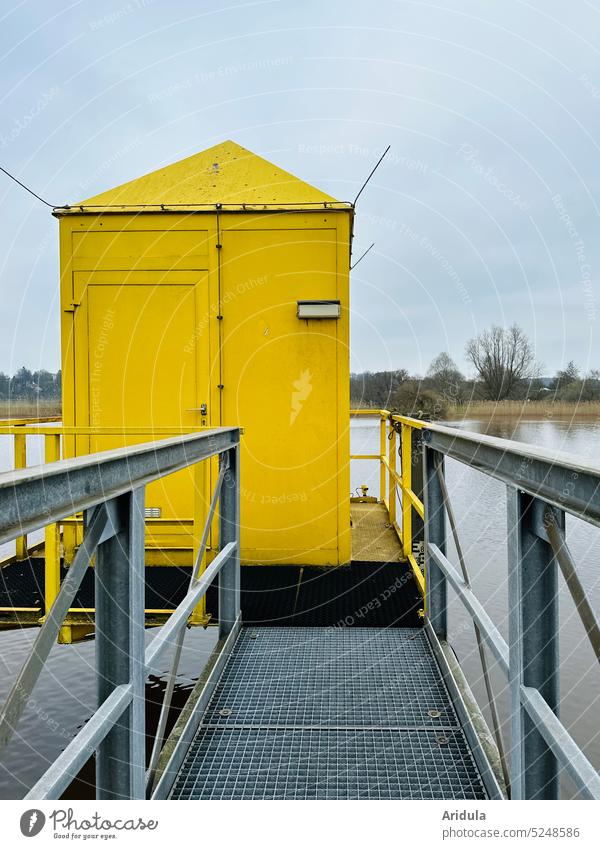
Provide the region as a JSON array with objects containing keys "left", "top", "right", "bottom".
[{"left": 297, "top": 300, "right": 341, "bottom": 319}]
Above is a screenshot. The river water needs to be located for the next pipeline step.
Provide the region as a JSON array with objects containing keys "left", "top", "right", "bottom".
[{"left": 0, "top": 418, "right": 598, "bottom": 798}]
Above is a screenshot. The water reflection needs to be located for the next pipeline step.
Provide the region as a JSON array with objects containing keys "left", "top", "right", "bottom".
[
  {"left": 457, "top": 416, "right": 600, "bottom": 461},
  {"left": 0, "top": 627, "right": 218, "bottom": 799},
  {"left": 62, "top": 673, "right": 198, "bottom": 800}
]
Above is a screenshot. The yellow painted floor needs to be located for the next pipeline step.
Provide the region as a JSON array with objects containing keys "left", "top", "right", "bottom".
[{"left": 350, "top": 502, "right": 404, "bottom": 563}]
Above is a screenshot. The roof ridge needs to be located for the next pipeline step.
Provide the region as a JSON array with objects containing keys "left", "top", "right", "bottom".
[{"left": 75, "top": 140, "right": 342, "bottom": 209}]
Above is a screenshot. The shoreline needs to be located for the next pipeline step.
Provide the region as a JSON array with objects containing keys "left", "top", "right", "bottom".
[
  {"left": 351, "top": 401, "right": 600, "bottom": 423},
  {"left": 4, "top": 402, "right": 600, "bottom": 424},
  {"left": 0, "top": 404, "right": 61, "bottom": 420}
]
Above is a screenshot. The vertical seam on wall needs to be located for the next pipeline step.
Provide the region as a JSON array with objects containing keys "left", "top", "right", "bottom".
[{"left": 216, "top": 205, "right": 223, "bottom": 423}]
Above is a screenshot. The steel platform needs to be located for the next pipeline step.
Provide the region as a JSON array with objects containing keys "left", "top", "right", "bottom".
[
  {"left": 351, "top": 502, "right": 404, "bottom": 562},
  {"left": 169, "top": 627, "right": 488, "bottom": 800}
]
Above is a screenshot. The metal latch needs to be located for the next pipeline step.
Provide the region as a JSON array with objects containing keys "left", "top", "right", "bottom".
[
  {"left": 63, "top": 301, "right": 81, "bottom": 313},
  {"left": 186, "top": 403, "right": 208, "bottom": 415}
]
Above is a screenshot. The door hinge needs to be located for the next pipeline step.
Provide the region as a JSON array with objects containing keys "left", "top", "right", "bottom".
[{"left": 63, "top": 301, "right": 81, "bottom": 313}]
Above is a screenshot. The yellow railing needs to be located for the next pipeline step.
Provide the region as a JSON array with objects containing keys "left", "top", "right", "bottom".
[
  {"left": 350, "top": 408, "right": 426, "bottom": 596},
  {"left": 1, "top": 412, "right": 427, "bottom": 632},
  {"left": 0, "top": 419, "right": 213, "bottom": 639}
]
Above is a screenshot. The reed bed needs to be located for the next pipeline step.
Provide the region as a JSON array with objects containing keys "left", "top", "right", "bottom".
[
  {"left": 0, "top": 401, "right": 61, "bottom": 420},
  {"left": 448, "top": 400, "right": 600, "bottom": 420}
]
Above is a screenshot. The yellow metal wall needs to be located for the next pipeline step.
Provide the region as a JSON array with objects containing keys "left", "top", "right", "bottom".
[{"left": 58, "top": 210, "right": 351, "bottom": 567}]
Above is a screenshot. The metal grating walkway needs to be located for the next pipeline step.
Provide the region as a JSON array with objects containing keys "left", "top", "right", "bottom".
[{"left": 170, "top": 627, "right": 488, "bottom": 800}]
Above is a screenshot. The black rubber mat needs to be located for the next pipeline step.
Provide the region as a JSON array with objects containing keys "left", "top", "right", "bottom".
[
  {"left": 0, "top": 559, "right": 422, "bottom": 627},
  {"left": 292, "top": 562, "right": 421, "bottom": 627},
  {"left": 0, "top": 558, "right": 194, "bottom": 612},
  {"left": 208, "top": 562, "right": 421, "bottom": 627}
]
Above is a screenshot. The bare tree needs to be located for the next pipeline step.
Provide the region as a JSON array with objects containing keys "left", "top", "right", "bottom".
[
  {"left": 554, "top": 360, "right": 579, "bottom": 391},
  {"left": 427, "top": 352, "right": 464, "bottom": 400},
  {"left": 465, "top": 324, "right": 535, "bottom": 400}
]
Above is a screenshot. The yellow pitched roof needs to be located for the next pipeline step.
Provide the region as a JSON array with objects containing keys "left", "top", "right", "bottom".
[{"left": 76, "top": 140, "right": 342, "bottom": 209}]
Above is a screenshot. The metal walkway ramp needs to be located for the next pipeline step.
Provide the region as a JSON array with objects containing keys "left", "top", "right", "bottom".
[{"left": 169, "top": 627, "right": 488, "bottom": 800}]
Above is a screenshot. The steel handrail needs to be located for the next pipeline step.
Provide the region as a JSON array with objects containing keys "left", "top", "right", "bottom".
[
  {"left": 0, "top": 425, "right": 237, "bottom": 623},
  {"left": 0, "top": 427, "right": 241, "bottom": 800},
  {"left": 350, "top": 409, "right": 600, "bottom": 798},
  {"left": 423, "top": 424, "right": 600, "bottom": 800}
]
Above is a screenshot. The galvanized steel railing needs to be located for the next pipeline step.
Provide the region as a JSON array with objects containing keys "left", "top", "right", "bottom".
[
  {"left": 0, "top": 427, "right": 241, "bottom": 800},
  {"left": 3, "top": 411, "right": 599, "bottom": 800},
  {"left": 351, "top": 409, "right": 600, "bottom": 799},
  {"left": 422, "top": 422, "right": 600, "bottom": 800}
]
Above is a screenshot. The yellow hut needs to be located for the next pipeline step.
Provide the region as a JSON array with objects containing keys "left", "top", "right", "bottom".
[{"left": 55, "top": 141, "right": 353, "bottom": 571}]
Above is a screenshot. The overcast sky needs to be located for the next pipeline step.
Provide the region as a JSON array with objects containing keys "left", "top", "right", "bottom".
[{"left": 1, "top": 0, "right": 599, "bottom": 377}]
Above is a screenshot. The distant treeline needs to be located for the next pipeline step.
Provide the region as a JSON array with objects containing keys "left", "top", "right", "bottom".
[
  {"left": 351, "top": 325, "right": 600, "bottom": 418},
  {"left": 351, "top": 366, "right": 600, "bottom": 418},
  {"left": 4, "top": 323, "right": 600, "bottom": 420},
  {"left": 0, "top": 367, "right": 61, "bottom": 400}
]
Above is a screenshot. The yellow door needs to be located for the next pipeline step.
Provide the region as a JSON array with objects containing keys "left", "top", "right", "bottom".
[
  {"left": 220, "top": 227, "right": 341, "bottom": 565},
  {"left": 72, "top": 270, "right": 211, "bottom": 549}
]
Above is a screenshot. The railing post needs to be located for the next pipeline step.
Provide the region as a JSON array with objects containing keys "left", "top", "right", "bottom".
[
  {"left": 14, "top": 431, "right": 27, "bottom": 559},
  {"left": 190, "top": 461, "right": 209, "bottom": 625},
  {"left": 388, "top": 420, "right": 397, "bottom": 526},
  {"left": 62, "top": 430, "right": 77, "bottom": 566},
  {"left": 44, "top": 434, "right": 61, "bottom": 618},
  {"left": 507, "top": 487, "right": 560, "bottom": 800},
  {"left": 424, "top": 445, "right": 447, "bottom": 639},
  {"left": 95, "top": 488, "right": 146, "bottom": 800},
  {"left": 401, "top": 423, "right": 412, "bottom": 559},
  {"left": 379, "top": 414, "right": 387, "bottom": 504},
  {"left": 219, "top": 445, "right": 240, "bottom": 638},
  {"left": 410, "top": 428, "right": 425, "bottom": 548}
]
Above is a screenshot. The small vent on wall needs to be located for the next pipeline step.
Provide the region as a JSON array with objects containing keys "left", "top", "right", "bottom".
[{"left": 145, "top": 507, "right": 162, "bottom": 519}]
